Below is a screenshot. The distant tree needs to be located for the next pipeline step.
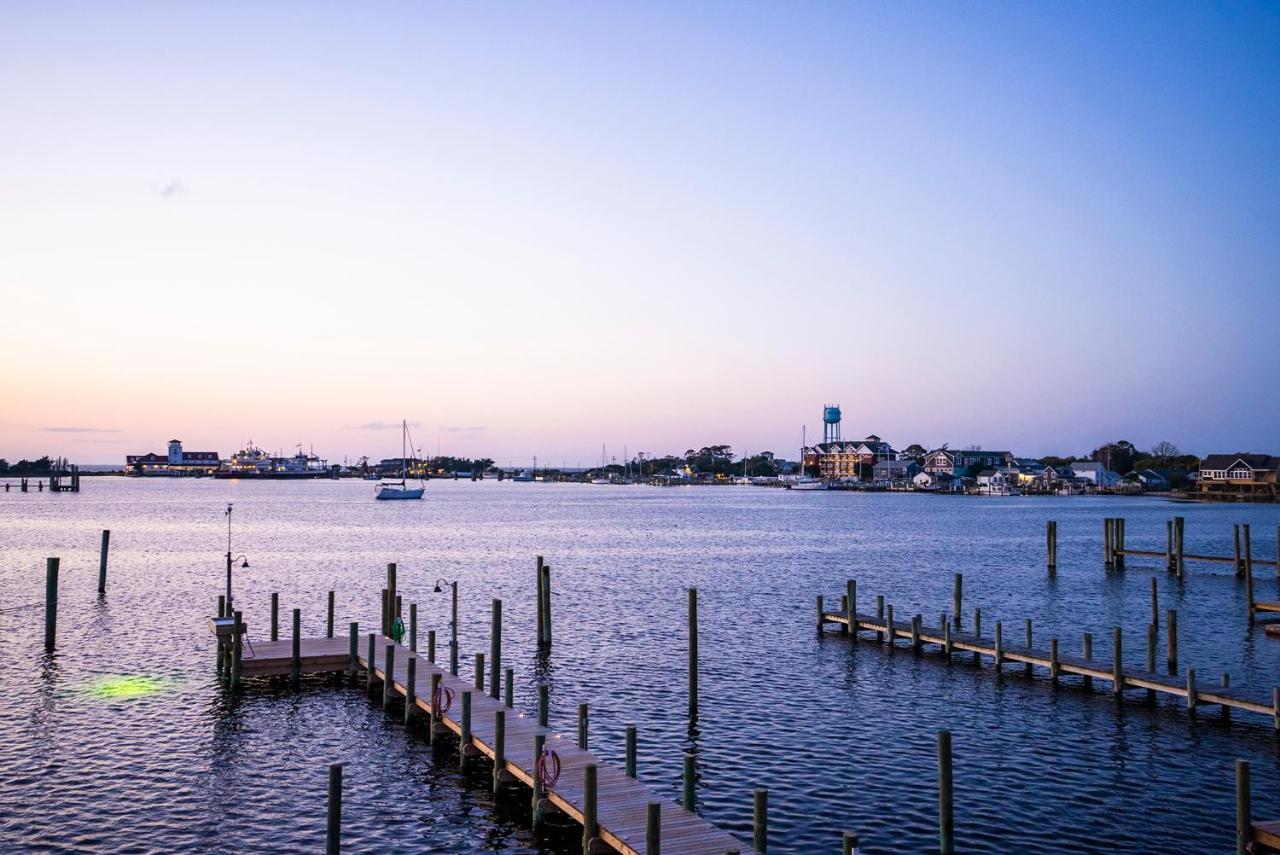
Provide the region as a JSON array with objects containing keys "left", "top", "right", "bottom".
[
  {"left": 1091, "top": 441, "right": 1136, "bottom": 475},
  {"left": 0, "top": 459, "right": 7, "bottom": 473},
  {"left": 1150, "top": 441, "right": 1180, "bottom": 462},
  {"left": 901, "top": 444, "right": 927, "bottom": 464}
]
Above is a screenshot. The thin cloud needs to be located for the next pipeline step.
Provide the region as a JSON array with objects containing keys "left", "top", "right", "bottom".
[
  {"left": 156, "top": 179, "right": 186, "bottom": 198},
  {"left": 440, "top": 425, "right": 486, "bottom": 434},
  {"left": 348, "top": 421, "right": 423, "bottom": 430},
  {"left": 41, "top": 426, "right": 121, "bottom": 434}
]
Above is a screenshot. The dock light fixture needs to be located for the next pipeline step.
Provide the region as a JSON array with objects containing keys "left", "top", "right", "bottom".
[
  {"left": 224, "top": 503, "right": 250, "bottom": 613},
  {"left": 433, "top": 577, "right": 459, "bottom": 675}
]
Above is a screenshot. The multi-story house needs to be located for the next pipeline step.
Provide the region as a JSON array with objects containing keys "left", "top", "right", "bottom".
[
  {"left": 1198, "top": 454, "right": 1280, "bottom": 500},
  {"left": 923, "top": 448, "right": 1014, "bottom": 477}
]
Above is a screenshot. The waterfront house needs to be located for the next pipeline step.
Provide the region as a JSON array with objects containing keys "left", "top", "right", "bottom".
[
  {"left": 976, "top": 468, "right": 1018, "bottom": 495},
  {"left": 1135, "top": 469, "right": 1171, "bottom": 490},
  {"left": 1070, "top": 461, "right": 1121, "bottom": 489},
  {"left": 126, "top": 439, "right": 221, "bottom": 476},
  {"left": 1197, "top": 453, "right": 1280, "bottom": 500},
  {"left": 923, "top": 448, "right": 1014, "bottom": 477},
  {"left": 804, "top": 434, "right": 897, "bottom": 480},
  {"left": 873, "top": 458, "right": 920, "bottom": 482},
  {"left": 913, "top": 470, "right": 958, "bottom": 492}
]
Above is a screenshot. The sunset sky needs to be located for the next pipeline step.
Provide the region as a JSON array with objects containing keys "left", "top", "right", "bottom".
[{"left": 2, "top": 3, "right": 1278, "bottom": 466}]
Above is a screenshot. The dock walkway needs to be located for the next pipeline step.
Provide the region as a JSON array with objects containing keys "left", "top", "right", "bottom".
[
  {"left": 818, "top": 607, "right": 1280, "bottom": 728},
  {"left": 238, "top": 635, "right": 753, "bottom": 855}
]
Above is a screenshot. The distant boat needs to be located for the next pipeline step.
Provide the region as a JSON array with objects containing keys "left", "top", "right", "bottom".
[
  {"left": 591, "top": 444, "right": 612, "bottom": 484},
  {"left": 792, "top": 425, "right": 828, "bottom": 491},
  {"left": 512, "top": 469, "right": 535, "bottom": 482},
  {"left": 376, "top": 420, "right": 425, "bottom": 501}
]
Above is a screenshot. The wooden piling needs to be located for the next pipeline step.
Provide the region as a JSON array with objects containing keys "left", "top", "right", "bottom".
[
  {"left": 450, "top": 581, "right": 459, "bottom": 675},
  {"left": 1050, "top": 638, "right": 1059, "bottom": 684},
  {"left": 876, "top": 596, "right": 884, "bottom": 642},
  {"left": 815, "top": 594, "right": 824, "bottom": 637},
  {"left": 459, "top": 691, "right": 472, "bottom": 767},
  {"left": 1175, "top": 517, "right": 1185, "bottom": 579},
  {"left": 973, "top": 608, "right": 981, "bottom": 663},
  {"left": 1273, "top": 688, "right": 1280, "bottom": 732},
  {"left": 912, "top": 615, "right": 922, "bottom": 653},
  {"left": 383, "top": 644, "right": 395, "bottom": 707},
  {"left": 625, "top": 723, "right": 637, "bottom": 778},
  {"left": 493, "top": 709, "right": 506, "bottom": 795},
  {"left": 405, "top": 656, "right": 417, "bottom": 724},
  {"left": 1167, "top": 610, "right": 1178, "bottom": 672},
  {"left": 429, "top": 672, "right": 442, "bottom": 744},
  {"left": 407, "top": 603, "right": 416, "bottom": 651},
  {"left": 1025, "top": 619, "right": 1033, "bottom": 676},
  {"left": 938, "top": 730, "right": 954, "bottom": 855},
  {"left": 886, "top": 604, "right": 894, "bottom": 649},
  {"left": 1223, "top": 673, "right": 1232, "bottom": 724},
  {"left": 1115, "top": 517, "right": 1126, "bottom": 570},
  {"left": 578, "top": 702, "right": 588, "bottom": 749},
  {"left": 682, "top": 753, "right": 695, "bottom": 810},
  {"left": 536, "top": 555, "right": 546, "bottom": 646},
  {"left": 1112, "top": 627, "right": 1123, "bottom": 694},
  {"left": 231, "top": 611, "right": 243, "bottom": 689},
  {"left": 326, "top": 763, "right": 342, "bottom": 855},
  {"left": 582, "top": 763, "right": 599, "bottom": 854},
  {"left": 490, "top": 599, "right": 502, "bottom": 701},
  {"left": 541, "top": 562, "right": 553, "bottom": 648},
  {"left": 291, "top": 608, "right": 301, "bottom": 688},
  {"left": 839, "top": 594, "right": 848, "bottom": 635},
  {"left": 1150, "top": 577, "right": 1158, "bottom": 630},
  {"left": 753, "top": 788, "right": 768, "bottom": 854},
  {"left": 217, "top": 595, "right": 226, "bottom": 676},
  {"left": 646, "top": 802, "right": 660, "bottom": 855},
  {"left": 843, "top": 831, "right": 860, "bottom": 855},
  {"left": 1104, "top": 518, "right": 1113, "bottom": 569},
  {"left": 97, "top": 529, "right": 110, "bottom": 594},
  {"left": 1234, "top": 524, "right": 1243, "bottom": 577},
  {"left": 475, "top": 653, "right": 485, "bottom": 692},
  {"left": 994, "top": 621, "right": 1003, "bottom": 671},
  {"left": 1083, "top": 633, "right": 1093, "bottom": 690},
  {"left": 1166, "top": 519, "right": 1174, "bottom": 571},
  {"left": 326, "top": 591, "right": 335, "bottom": 639},
  {"left": 943, "top": 621, "right": 952, "bottom": 660},
  {"left": 532, "top": 732, "right": 545, "bottom": 824},
  {"left": 348, "top": 622, "right": 358, "bottom": 676},
  {"left": 1047, "top": 520, "right": 1057, "bottom": 575},
  {"left": 846, "top": 580, "right": 856, "bottom": 635},
  {"left": 1186, "top": 668, "right": 1196, "bottom": 716},
  {"left": 690, "top": 588, "right": 699, "bottom": 717},
  {"left": 952, "top": 573, "right": 962, "bottom": 630},
  {"left": 1145, "top": 624, "right": 1156, "bottom": 703},
  {"left": 538, "top": 684, "right": 549, "bottom": 727},
  {"left": 44, "top": 557, "right": 59, "bottom": 650},
  {"left": 1244, "top": 525, "right": 1255, "bottom": 623},
  {"left": 427, "top": 630, "right": 435, "bottom": 663},
  {"left": 380, "top": 588, "right": 388, "bottom": 637},
  {"left": 1237, "top": 759, "right": 1252, "bottom": 855},
  {"left": 505, "top": 667, "right": 514, "bottom": 708},
  {"left": 271, "top": 592, "right": 279, "bottom": 641},
  {"left": 386, "top": 562, "right": 397, "bottom": 634},
  {"left": 366, "top": 633, "right": 376, "bottom": 688}
]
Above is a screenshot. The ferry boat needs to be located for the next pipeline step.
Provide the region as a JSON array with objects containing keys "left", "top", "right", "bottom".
[{"left": 214, "top": 442, "right": 329, "bottom": 479}]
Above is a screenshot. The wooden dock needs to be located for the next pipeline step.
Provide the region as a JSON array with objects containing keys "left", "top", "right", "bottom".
[
  {"left": 235, "top": 634, "right": 754, "bottom": 855},
  {"left": 817, "top": 593, "right": 1280, "bottom": 731}
]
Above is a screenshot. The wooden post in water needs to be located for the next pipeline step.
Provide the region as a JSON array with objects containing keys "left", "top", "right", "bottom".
[
  {"left": 1273, "top": 688, "right": 1280, "bottom": 733},
  {"left": 450, "top": 581, "right": 459, "bottom": 675},
  {"left": 1050, "top": 638, "right": 1059, "bottom": 684},
  {"left": 44, "top": 557, "right": 59, "bottom": 650},
  {"left": 541, "top": 562, "right": 553, "bottom": 648},
  {"left": 1186, "top": 668, "right": 1196, "bottom": 717},
  {"left": 753, "top": 788, "right": 768, "bottom": 854},
  {"left": 1115, "top": 517, "right": 1125, "bottom": 570},
  {"left": 625, "top": 723, "right": 637, "bottom": 778},
  {"left": 1167, "top": 610, "right": 1178, "bottom": 673},
  {"left": 326, "top": 763, "right": 342, "bottom": 855},
  {"left": 404, "top": 656, "right": 417, "bottom": 724},
  {"left": 489, "top": 599, "right": 502, "bottom": 700},
  {"left": 366, "top": 633, "right": 376, "bottom": 689},
  {"left": 427, "top": 630, "right": 435, "bottom": 663},
  {"left": 973, "top": 609, "right": 981, "bottom": 663},
  {"left": 1166, "top": 520, "right": 1174, "bottom": 571},
  {"left": 1175, "top": 517, "right": 1185, "bottom": 579},
  {"left": 1104, "top": 518, "right": 1113, "bottom": 569},
  {"left": 1025, "top": 619, "right": 1033, "bottom": 676},
  {"left": 1237, "top": 759, "right": 1252, "bottom": 855},
  {"left": 994, "top": 621, "right": 1003, "bottom": 672},
  {"left": 1149, "top": 578, "right": 1159, "bottom": 630},
  {"left": 886, "top": 604, "right": 894, "bottom": 649},
  {"left": 646, "top": 802, "right": 660, "bottom": 855},
  {"left": 1244, "top": 525, "right": 1255, "bottom": 623},
  {"left": 690, "top": 588, "right": 699, "bottom": 717},
  {"left": 582, "top": 763, "right": 599, "bottom": 855},
  {"left": 326, "top": 591, "right": 335, "bottom": 638},
  {"left": 846, "top": 580, "right": 856, "bottom": 634},
  {"left": 97, "top": 529, "right": 110, "bottom": 594},
  {"left": 505, "top": 668, "right": 513, "bottom": 708},
  {"left": 1145, "top": 624, "right": 1157, "bottom": 703},
  {"left": 1047, "top": 520, "right": 1057, "bottom": 576},
  {"left": 578, "top": 702, "right": 588, "bottom": 749},
  {"left": 912, "top": 615, "right": 922, "bottom": 653},
  {"left": 815, "top": 594, "right": 824, "bottom": 637},
  {"left": 383, "top": 644, "right": 395, "bottom": 707},
  {"left": 943, "top": 620, "right": 952, "bottom": 660},
  {"left": 493, "top": 709, "right": 506, "bottom": 795},
  {"left": 839, "top": 594, "right": 848, "bottom": 635},
  {"left": 380, "top": 588, "right": 388, "bottom": 637},
  {"left": 1111, "top": 627, "right": 1123, "bottom": 695},
  {"left": 1222, "top": 674, "right": 1232, "bottom": 724},
  {"left": 535, "top": 556, "right": 545, "bottom": 646},
  {"left": 231, "top": 611, "right": 244, "bottom": 690},
  {"left": 386, "top": 562, "right": 397, "bottom": 634},
  {"left": 1234, "top": 525, "right": 1243, "bottom": 577},
  {"left": 938, "top": 730, "right": 954, "bottom": 855},
  {"left": 538, "top": 684, "right": 549, "bottom": 727},
  {"left": 1082, "top": 633, "right": 1093, "bottom": 689},
  {"left": 682, "top": 753, "right": 695, "bottom": 810},
  {"left": 217, "top": 595, "right": 226, "bottom": 676},
  {"left": 291, "top": 608, "right": 301, "bottom": 688},
  {"left": 409, "top": 603, "right": 417, "bottom": 651},
  {"left": 429, "top": 672, "right": 442, "bottom": 744},
  {"left": 348, "top": 622, "right": 358, "bottom": 677},
  {"left": 952, "top": 573, "right": 962, "bottom": 630},
  {"left": 459, "top": 691, "right": 472, "bottom": 768},
  {"left": 876, "top": 596, "right": 884, "bottom": 642},
  {"left": 271, "top": 592, "right": 279, "bottom": 641},
  {"left": 475, "top": 653, "right": 485, "bottom": 692}
]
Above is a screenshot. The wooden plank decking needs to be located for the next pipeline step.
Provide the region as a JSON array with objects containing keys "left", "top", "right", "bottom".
[
  {"left": 235, "top": 634, "right": 753, "bottom": 855},
  {"left": 820, "top": 609, "right": 1280, "bottom": 729}
]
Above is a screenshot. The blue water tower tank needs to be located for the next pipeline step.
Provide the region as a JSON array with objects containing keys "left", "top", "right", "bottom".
[{"left": 823, "top": 406, "right": 841, "bottom": 425}]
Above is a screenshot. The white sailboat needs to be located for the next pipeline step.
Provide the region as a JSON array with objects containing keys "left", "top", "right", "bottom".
[
  {"left": 375, "top": 420, "right": 425, "bottom": 500},
  {"left": 792, "top": 425, "right": 828, "bottom": 491},
  {"left": 590, "top": 445, "right": 611, "bottom": 484}
]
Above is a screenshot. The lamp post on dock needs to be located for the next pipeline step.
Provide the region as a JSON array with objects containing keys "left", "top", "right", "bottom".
[
  {"left": 224, "top": 504, "right": 250, "bottom": 613},
  {"left": 434, "top": 577, "right": 459, "bottom": 675}
]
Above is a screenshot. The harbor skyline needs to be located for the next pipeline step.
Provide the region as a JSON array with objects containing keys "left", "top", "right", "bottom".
[{"left": 3, "top": 4, "right": 1280, "bottom": 462}]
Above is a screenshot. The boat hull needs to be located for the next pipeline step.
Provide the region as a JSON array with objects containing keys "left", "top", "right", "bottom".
[{"left": 375, "top": 487, "right": 425, "bottom": 500}]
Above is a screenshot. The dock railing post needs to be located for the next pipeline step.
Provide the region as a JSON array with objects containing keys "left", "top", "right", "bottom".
[
  {"left": 839, "top": 594, "right": 848, "bottom": 634},
  {"left": 327, "top": 591, "right": 335, "bottom": 638},
  {"left": 44, "top": 557, "right": 59, "bottom": 651},
  {"left": 291, "top": 608, "right": 301, "bottom": 688},
  {"left": 682, "top": 753, "right": 695, "bottom": 811},
  {"left": 846, "top": 580, "right": 856, "bottom": 634},
  {"left": 1237, "top": 759, "right": 1252, "bottom": 855},
  {"left": 326, "top": 763, "right": 342, "bottom": 855},
  {"left": 577, "top": 703, "right": 588, "bottom": 749},
  {"left": 366, "top": 633, "right": 376, "bottom": 690},
  {"left": 815, "top": 594, "right": 824, "bottom": 637},
  {"left": 886, "top": 604, "right": 894, "bottom": 649},
  {"left": 427, "top": 630, "right": 435, "bottom": 663},
  {"left": 348, "top": 622, "right": 358, "bottom": 677},
  {"left": 536, "top": 555, "right": 546, "bottom": 646},
  {"left": 538, "top": 684, "right": 549, "bottom": 727},
  {"left": 231, "top": 610, "right": 244, "bottom": 690},
  {"left": 753, "top": 788, "right": 768, "bottom": 854},
  {"left": 493, "top": 709, "right": 506, "bottom": 795},
  {"left": 541, "top": 564, "right": 552, "bottom": 648},
  {"left": 450, "top": 581, "right": 459, "bottom": 675},
  {"left": 1167, "top": 610, "right": 1178, "bottom": 673},
  {"left": 409, "top": 603, "right": 417, "bottom": 651},
  {"left": 386, "top": 562, "right": 397, "bottom": 634},
  {"left": 1111, "top": 627, "right": 1123, "bottom": 695},
  {"left": 938, "top": 730, "right": 954, "bottom": 855},
  {"left": 532, "top": 732, "right": 545, "bottom": 826},
  {"left": 490, "top": 599, "right": 502, "bottom": 700},
  {"left": 97, "top": 529, "right": 110, "bottom": 594},
  {"left": 1116, "top": 517, "right": 1126, "bottom": 570},
  {"left": 952, "top": 573, "right": 962, "bottom": 631},
  {"left": 690, "top": 588, "right": 699, "bottom": 717},
  {"left": 505, "top": 667, "right": 514, "bottom": 708},
  {"left": 1082, "top": 632, "right": 1093, "bottom": 690},
  {"left": 994, "top": 621, "right": 1003, "bottom": 671},
  {"left": 405, "top": 656, "right": 417, "bottom": 724},
  {"left": 625, "top": 723, "right": 637, "bottom": 778},
  {"left": 429, "top": 672, "right": 442, "bottom": 744},
  {"left": 475, "top": 652, "right": 485, "bottom": 692},
  {"left": 646, "top": 802, "right": 661, "bottom": 855},
  {"left": 460, "top": 691, "right": 472, "bottom": 768},
  {"left": 582, "top": 763, "right": 599, "bottom": 855},
  {"left": 383, "top": 644, "right": 395, "bottom": 707},
  {"left": 875, "top": 596, "right": 884, "bottom": 642},
  {"left": 271, "top": 592, "right": 279, "bottom": 641}
]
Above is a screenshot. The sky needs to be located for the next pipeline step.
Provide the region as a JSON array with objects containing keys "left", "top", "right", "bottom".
[{"left": 2, "top": 2, "right": 1278, "bottom": 466}]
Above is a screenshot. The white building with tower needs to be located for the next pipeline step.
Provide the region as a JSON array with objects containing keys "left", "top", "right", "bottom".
[{"left": 126, "top": 439, "right": 222, "bottom": 476}]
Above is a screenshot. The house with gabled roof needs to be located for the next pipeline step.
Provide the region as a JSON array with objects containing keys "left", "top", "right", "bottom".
[{"left": 1198, "top": 453, "right": 1280, "bottom": 500}]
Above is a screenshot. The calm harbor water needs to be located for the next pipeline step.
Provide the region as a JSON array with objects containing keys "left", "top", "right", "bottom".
[{"left": 1, "top": 477, "right": 1278, "bottom": 853}]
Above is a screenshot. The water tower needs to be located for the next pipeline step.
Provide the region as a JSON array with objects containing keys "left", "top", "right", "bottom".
[{"left": 822, "top": 405, "right": 842, "bottom": 444}]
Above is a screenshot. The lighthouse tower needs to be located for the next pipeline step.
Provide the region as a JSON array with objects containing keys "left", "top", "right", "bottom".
[
  {"left": 168, "top": 439, "right": 183, "bottom": 465},
  {"left": 822, "top": 405, "right": 842, "bottom": 444}
]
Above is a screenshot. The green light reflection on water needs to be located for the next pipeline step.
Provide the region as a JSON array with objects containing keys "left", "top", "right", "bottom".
[{"left": 86, "top": 674, "right": 172, "bottom": 700}]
